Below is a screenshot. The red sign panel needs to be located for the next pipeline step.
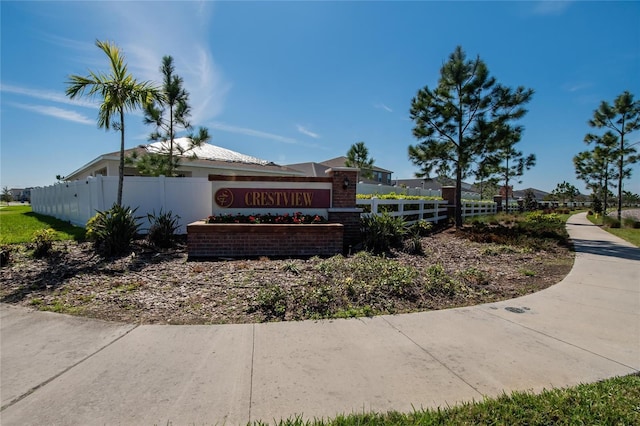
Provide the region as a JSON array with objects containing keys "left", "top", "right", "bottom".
[{"left": 215, "top": 188, "right": 331, "bottom": 209}]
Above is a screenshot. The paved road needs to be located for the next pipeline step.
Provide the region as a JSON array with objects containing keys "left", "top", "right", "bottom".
[{"left": 1, "top": 212, "right": 638, "bottom": 425}]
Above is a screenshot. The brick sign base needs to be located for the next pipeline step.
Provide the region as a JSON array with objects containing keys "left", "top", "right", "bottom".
[{"left": 187, "top": 222, "right": 344, "bottom": 258}]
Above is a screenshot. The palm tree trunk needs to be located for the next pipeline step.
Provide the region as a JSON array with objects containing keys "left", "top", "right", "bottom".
[{"left": 117, "top": 108, "right": 125, "bottom": 206}]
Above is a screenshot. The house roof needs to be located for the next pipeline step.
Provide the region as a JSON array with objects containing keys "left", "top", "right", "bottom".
[
  {"left": 287, "top": 156, "right": 393, "bottom": 177},
  {"left": 512, "top": 188, "right": 549, "bottom": 200},
  {"left": 65, "top": 139, "right": 302, "bottom": 179},
  {"left": 145, "top": 138, "right": 270, "bottom": 165},
  {"left": 319, "top": 156, "right": 392, "bottom": 173}
]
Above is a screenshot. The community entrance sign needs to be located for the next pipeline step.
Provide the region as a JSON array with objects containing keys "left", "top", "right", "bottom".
[{"left": 214, "top": 188, "right": 331, "bottom": 209}]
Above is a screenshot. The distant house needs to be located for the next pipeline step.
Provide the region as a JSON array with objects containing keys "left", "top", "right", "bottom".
[
  {"left": 512, "top": 188, "right": 549, "bottom": 201},
  {"left": 64, "top": 138, "right": 303, "bottom": 181},
  {"left": 9, "top": 188, "right": 32, "bottom": 202},
  {"left": 392, "top": 178, "right": 479, "bottom": 193},
  {"left": 287, "top": 156, "right": 393, "bottom": 185}
]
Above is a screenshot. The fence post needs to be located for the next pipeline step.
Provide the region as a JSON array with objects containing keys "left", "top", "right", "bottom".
[
  {"left": 441, "top": 186, "right": 456, "bottom": 224},
  {"left": 493, "top": 195, "right": 503, "bottom": 213},
  {"left": 371, "top": 197, "right": 379, "bottom": 217}
]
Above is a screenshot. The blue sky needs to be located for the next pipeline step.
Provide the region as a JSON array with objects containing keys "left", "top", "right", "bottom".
[{"left": 1, "top": 1, "right": 639, "bottom": 195}]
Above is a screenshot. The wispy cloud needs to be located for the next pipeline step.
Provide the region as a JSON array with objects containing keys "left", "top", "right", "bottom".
[
  {"left": 11, "top": 103, "right": 94, "bottom": 125},
  {"left": 210, "top": 122, "right": 299, "bottom": 145},
  {"left": 73, "top": 2, "right": 230, "bottom": 126},
  {"left": 531, "top": 1, "right": 573, "bottom": 16},
  {"left": 562, "top": 82, "right": 593, "bottom": 92},
  {"left": 296, "top": 125, "right": 320, "bottom": 139},
  {"left": 374, "top": 103, "right": 393, "bottom": 113},
  {"left": 1, "top": 83, "right": 97, "bottom": 109}
]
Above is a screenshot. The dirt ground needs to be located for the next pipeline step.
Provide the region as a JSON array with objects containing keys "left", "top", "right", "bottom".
[{"left": 0, "top": 229, "right": 574, "bottom": 324}]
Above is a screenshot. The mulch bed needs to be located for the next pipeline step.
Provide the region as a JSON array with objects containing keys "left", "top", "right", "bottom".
[{"left": 0, "top": 229, "right": 574, "bottom": 324}]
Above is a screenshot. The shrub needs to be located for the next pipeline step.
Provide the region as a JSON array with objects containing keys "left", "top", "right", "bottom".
[
  {"left": 88, "top": 204, "right": 141, "bottom": 257},
  {"left": 403, "top": 235, "right": 424, "bottom": 255},
  {"left": 525, "top": 211, "right": 563, "bottom": 225},
  {"left": 622, "top": 217, "right": 640, "bottom": 229},
  {"left": 0, "top": 245, "right": 13, "bottom": 267},
  {"left": 255, "top": 284, "right": 287, "bottom": 320},
  {"left": 603, "top": 216, "right": 621, "bottom": 229},
  {"left": 360, "top": 212, "right": 407, "bottom": 253},
  {"left": 31, "top": 228, "right": 56, "bottom": 258},
  {"left": 302, "top": 283, "right": 337, "bottom": 319},
  {"left": 146, "top": 209, "right": 181, "bottom": 248},
  {"left": 410, "top": 219, "right": 433, "bottom": 237}
]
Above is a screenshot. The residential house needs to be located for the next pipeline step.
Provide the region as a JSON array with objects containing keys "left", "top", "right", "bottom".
[
  {"left": 64, "top": 138, "right": 303, "bottom": 181},
  {"left": 9, "top": 188, "right": 32, "bottom": 202},
  {"left": 287, "top": 156, "right": 393, "bottom": 185}
]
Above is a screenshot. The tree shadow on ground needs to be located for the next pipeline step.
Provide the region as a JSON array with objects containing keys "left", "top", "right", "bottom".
[
  {"left": 24, "top": 212, "right": 86, "bottom": 241},
  {"left": 571, "top": 238, "right": 640, "bottom": 262}
]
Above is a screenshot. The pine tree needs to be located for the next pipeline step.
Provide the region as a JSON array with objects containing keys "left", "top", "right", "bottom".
[
  {"left": 587, "top": 91, "right": 640, "bottom": 222},
  {"left": 134, "top": 56, "right": 210, "bottom": 176},
  {"left": 409, "top": 46, "right": 533, "bottom": 227}
]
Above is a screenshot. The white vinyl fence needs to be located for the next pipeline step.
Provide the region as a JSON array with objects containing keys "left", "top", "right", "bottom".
[{"left": 31, "top": 176, "right": 211, "bottom": 234}]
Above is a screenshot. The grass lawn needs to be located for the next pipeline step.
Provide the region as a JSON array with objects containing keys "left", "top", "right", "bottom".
[
  {"left": 586, "top": 214, "right": 640, "bottom": 247},
  {"left": 0, "top": 205, "right": 85, "bottom": 244},
  {"left": 251, "top": 374, "right": 640, "bottom": 425}
]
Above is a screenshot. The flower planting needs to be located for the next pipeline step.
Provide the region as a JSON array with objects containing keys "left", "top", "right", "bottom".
[{"left": 205, "top": 212, "right": 326, "bottom": 224}]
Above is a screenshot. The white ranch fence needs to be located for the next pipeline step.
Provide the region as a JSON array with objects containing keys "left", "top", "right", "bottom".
[
  {"left": 31, "top": 176, "right": 499, "bottom": 234},
  {"left": 356, "top": 198, "right": 496, "bottom": 225},
  {"left": 357, "top": 198, "right": 448, "bottom": 225}
]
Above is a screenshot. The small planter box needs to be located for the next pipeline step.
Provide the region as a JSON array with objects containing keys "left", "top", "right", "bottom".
[{"left": 187, "top": 222, "right": 344, "bottom": 258}]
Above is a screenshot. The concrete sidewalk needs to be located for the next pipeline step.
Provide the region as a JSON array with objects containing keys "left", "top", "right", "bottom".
[{"left": 1, "top": 212, "right": 639, "bottom": 425}]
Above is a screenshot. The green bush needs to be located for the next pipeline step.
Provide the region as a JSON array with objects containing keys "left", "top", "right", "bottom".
[
  {"left": 146, "top": 209, "right": 181, "bottom": 248},
  {"left": 403, "top": 235, "right": 424, "bottom": 255},
  {"left": 525, "top": 211, "right": 564, "bottom": 225},
  {"left": 603, "top": 216, "right": 621, "bottom": 228},
  {"left": 87, "top": 204, "right": 141, "bottom": 257},
  {"left": 255, "top": 284, "right": 287, "bottom": 320},
  {"left": 31, "top": 228, "right": 56, "bottom": 258},
  {"left": 410, "top": 219, "right": 433, "bottom": 237},
  {"left": 360, "top": 212, "right": 407, "bottom": 253},
  {"left": 622, "top": 217, "right": 640, "bottom": 229},
  {"left": 1, "top": 245, "right": 13, "bottom": 267}
]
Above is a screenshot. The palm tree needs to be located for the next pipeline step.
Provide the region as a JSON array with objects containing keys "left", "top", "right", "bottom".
[{"left": 66, "top": 40, "right": 161, "bottom": 205}]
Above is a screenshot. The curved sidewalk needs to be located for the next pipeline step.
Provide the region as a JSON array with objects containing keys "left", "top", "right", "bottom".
[{"left": 1, "top": 213, "right": 638, "bottom": 425}]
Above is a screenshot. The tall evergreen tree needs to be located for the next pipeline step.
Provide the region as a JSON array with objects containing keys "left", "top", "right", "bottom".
[
  {"left": 345, "top": 141, "right": 375, "bottom": 180},
  {"left": 587, "top": 91, "right": 640, "bottom": 222},
  {"left": 479, "top": 123, "right": 536, "bottom": 209},
  {"left": 67, "top": 40, "right": 160, "bottom": 205},
  {"left": 575, "top": 131, "right": 619, "bottom": 217},
  {"left": 136, "top": 56, "right": 210, "bottom": 176},
  {"left": 551, "top": 181, "right": 579, "bottom": 206},
  {"left": 409, "top": 46, "right": 533, "bottom": 227}
]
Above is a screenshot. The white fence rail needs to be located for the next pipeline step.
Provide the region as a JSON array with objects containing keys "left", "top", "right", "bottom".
[
  {"left": 357, "top": 198, "right": 449, "bottom": 225},
  {"left": 31, "top": 176, "right": 211, "bottom": 234},
  {"left": 461, "top": 201, "right": 498, "bottom": 218},
  {"left": 357, "top": 198, "right": 497, "bottom": 224}
]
